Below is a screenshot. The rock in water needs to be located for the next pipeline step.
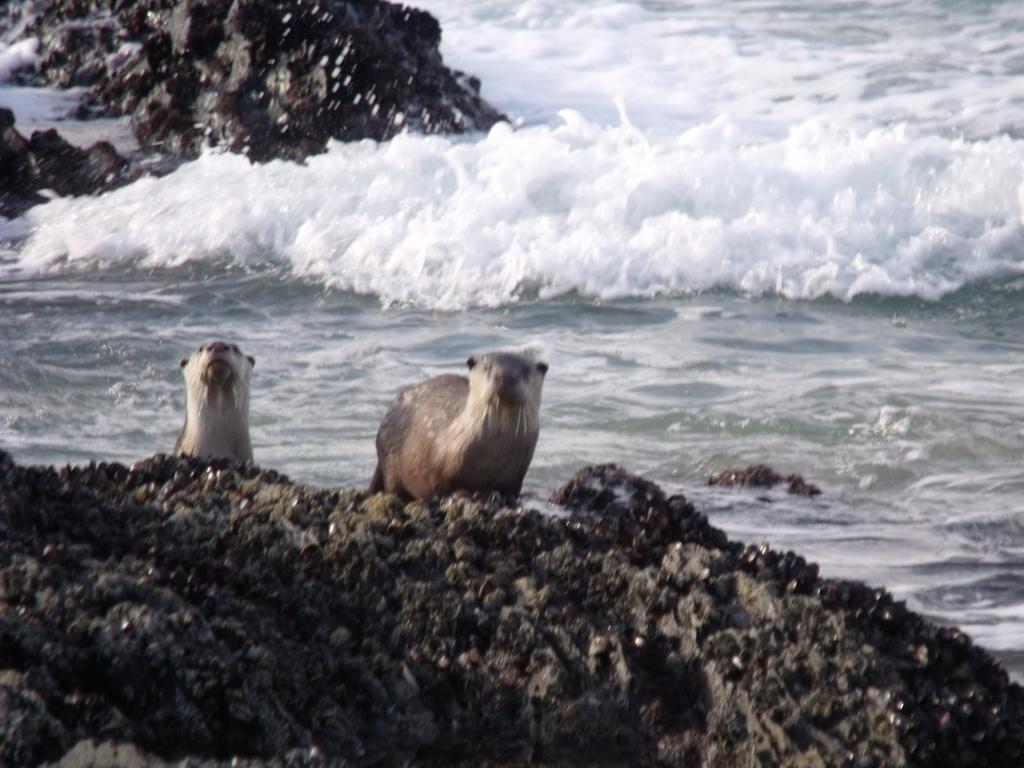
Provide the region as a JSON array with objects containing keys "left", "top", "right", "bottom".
[
  {"left": 0, "top": 107, "right": 130, "bottom": 218},
  {"left": 1, "top": 451, "right": 1022, "bottom": 765},
  {"left": 8, "top": 0, "right": 507, "bottom": 161},
  {"left": 709, "top": 462, "right": 823, "bottom": 496}
]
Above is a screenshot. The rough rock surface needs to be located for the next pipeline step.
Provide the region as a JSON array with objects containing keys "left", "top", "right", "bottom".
[
  {"left": 1, "top": 452, "right": 1022, "bottom": 766},
  {"left": 0, "top": 107, "right": 131, "bottom": 218},
  {"left": 709, "top": 463, "right": 823, "bottom": 497},
  {"left": 8, "top": 0, "right": 506, "bottom": 162}
]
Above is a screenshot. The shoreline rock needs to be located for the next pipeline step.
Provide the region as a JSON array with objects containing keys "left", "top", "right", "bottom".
[
  {"left": 709, "top": 463, "right": 823, "bottom": 497},
  {"left": 5, "top": 0, "right": 506, "bottom": 163},
  {"left": 0, "top": 106, "right": 136, "bottom": 218},
  {"left": 1, "top": 451, "right": 1021, "bottom": 766}
]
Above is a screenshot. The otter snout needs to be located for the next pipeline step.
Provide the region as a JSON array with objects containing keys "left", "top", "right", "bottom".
[
  {"left": 204, "top": 359, "right": 232, "bottom": 383},
  {"left": 204, "top": 354, "right": 234, "bottom": 383},
  {"left": 194, "top": 341, "right": 243, "bottom": 383},
  {"left": 467, "top": 351, "right": 547, "bottom": 409},
  {"left": 494, "top": 369, "right": 523, "bottom": 401}
]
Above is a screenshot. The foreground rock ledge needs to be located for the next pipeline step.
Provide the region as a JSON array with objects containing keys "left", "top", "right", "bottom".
[{"left": 0, "top": 453, "right": 1021, "bottom": 766}]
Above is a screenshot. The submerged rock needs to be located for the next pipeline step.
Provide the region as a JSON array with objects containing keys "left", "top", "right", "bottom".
[
  {"left": 709, "top": 463, "right": 823, "bottom": 497},
  {"left": 0, "top": 107, "right": 132, "bottom": 217},
  {"left": 0, "top": 451, "right": 1021, "bottom": 766},
  {"left": 8, "top": 0, "right": 506, "bottom": 162}
]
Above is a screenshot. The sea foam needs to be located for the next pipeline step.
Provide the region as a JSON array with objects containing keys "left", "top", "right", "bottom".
[
  {"left": 420, "top": 0, "right": 1024, "bottom": 141},
  {"left": 5, "top": 113, "right": 1024, "bottom": 309},
  {"left": 6, "top": 0, "right": 1024, "bottom": 309},
  {"left": 0, "top": 37, "right": 36, "bottom": 81}
]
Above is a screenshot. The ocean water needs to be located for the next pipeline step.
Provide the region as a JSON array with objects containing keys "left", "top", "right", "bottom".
[{"left": 2, "top": 0, "right": 1024, "bottom": 675}]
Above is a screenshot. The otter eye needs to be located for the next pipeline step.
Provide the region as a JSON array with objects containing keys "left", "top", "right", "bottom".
[
  {"left": 536, "top": 362, "right": 549, "bottom": 375},
  {"left": 231, "top": 344, "right": 240, "bottom": 353},
  {"left": 466, "top": 356, "right": 477, "bottom": 370}
]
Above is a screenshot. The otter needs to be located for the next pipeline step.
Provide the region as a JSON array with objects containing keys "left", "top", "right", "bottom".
[
  {"left": 370, "top": 352, "right": 548, "bottom": 500},
  {"left": 175, "top": 340, "right": 255, "bottom": 463}
]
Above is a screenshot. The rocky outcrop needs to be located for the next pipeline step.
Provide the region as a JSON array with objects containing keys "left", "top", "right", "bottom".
[
  {"left": 0, "top": 452, "right": 1021, "bottom": 766},
  {"left": 709, "top": 463, "right": 823, "bottom": 497},
  {"left": 0, "top": 107, "right": 131, "bottom": 217},
  {"left": 9, "top": 0, "right": 506, "bottom": 162}
]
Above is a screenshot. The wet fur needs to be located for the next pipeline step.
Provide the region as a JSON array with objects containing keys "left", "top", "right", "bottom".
[{"left": 371, "top": 353, "right": 546, "bottom": 500}]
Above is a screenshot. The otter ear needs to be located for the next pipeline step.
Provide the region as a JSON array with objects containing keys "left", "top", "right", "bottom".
[
  {"left": 179, "top": 357, "right": 188, "bottom": 369},
  {"left": 247, "top": 355, "right": 255, "bottom": 368},
  {"left": 466, "top": 356, "right": 477, "bottom": 370},
  {"left": 536, "top": 361, "right": 549, "bottom": 375}
]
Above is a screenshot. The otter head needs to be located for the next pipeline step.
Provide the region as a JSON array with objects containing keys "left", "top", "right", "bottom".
[
  {"left": 465, "top": 352, "right": 548, "bottom": 432},
  {"left": 180, "top": 340, "right": 255, "bottom": 411}
]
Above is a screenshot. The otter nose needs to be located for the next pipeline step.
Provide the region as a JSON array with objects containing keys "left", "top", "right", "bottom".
[
  {"left": 208, "top": 341, "right": 229, "bottom": 354},
  {"left": 495, "top": 371, "right": 518, "bottom": 396}
]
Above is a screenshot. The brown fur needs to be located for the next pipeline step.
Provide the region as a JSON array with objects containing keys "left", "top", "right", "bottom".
[{"left": 371, "top": 352, "right": 548, "bottom": 500}]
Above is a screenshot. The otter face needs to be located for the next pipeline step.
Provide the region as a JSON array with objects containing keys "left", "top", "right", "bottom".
[
  {"left": 467, "top": 352, "right": 548, "bottom": 408},
  {"left": 180, "top": 340, "right": 255, "bottom": 405}
]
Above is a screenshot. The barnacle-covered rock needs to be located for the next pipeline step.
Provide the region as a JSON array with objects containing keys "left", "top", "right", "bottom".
[{"left": 0, "top": 451, "right": 1020, "bottom": 766}]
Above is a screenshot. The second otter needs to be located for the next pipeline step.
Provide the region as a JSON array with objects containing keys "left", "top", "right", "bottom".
[
  {"left": 370, "top": 352, "right": 548, "bottom": 500},
  {"left": 175, "top": 340, "right": 255, "bottom": 463}
]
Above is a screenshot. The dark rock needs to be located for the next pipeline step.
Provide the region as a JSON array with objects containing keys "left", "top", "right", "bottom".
[
  {"left": 0, "top": 108, "right": 133, "bottom": 218},
  {"left": 709, "top": 463, "right": 823, "bottom": 496},
  {"left": 9, "top": 0, "right": 507, "bottom": 162},
  {"left": 0, "top": 451, "right": 1021, "bottom": 766},
  {"left": 551, "top": 462, "right": 731, "bottom": 556}
]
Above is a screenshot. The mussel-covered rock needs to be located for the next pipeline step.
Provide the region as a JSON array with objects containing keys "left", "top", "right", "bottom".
[
  {"left": 0, "top": 451, "right": 1021, "bottom": 766},
  {"left": 709, "top": 463, "right": 822, "bottom": 496}
]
